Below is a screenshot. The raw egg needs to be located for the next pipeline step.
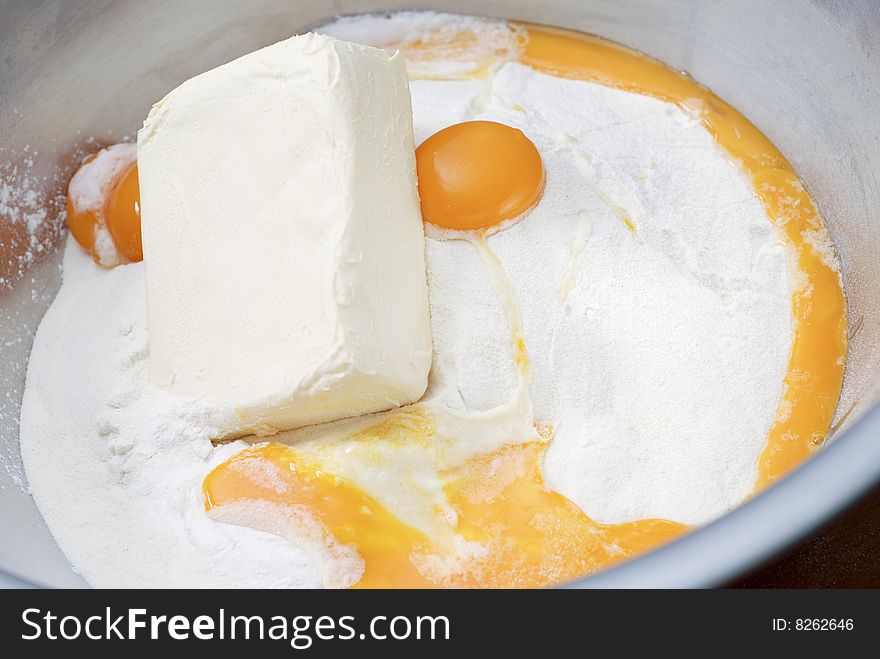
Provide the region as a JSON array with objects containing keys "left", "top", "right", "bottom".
[
  {"left": 65, "top": 153, "right": 101, "bottom": 258},
  {"left": 106, "top": 164, "right": 142, "bottom": 263},
  {"left": 66, "top": 143, "right": 142, "bottom": 267},
  {"left": 204, "top": 427, "right": 685, "bottom": 588},
  {"left": 416, "top": 120, "right": 545, "bottom": 231}
]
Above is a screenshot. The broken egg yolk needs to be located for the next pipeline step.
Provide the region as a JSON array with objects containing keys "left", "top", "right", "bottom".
[
  {"left": 203, "top": 436, "right": 685, "bottom": 588},
  {"left": 416, "top": 120, "right": 545, "bottom": 231}
]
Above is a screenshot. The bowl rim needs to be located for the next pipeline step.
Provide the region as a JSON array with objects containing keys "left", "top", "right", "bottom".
[{"left": 568, "top": 402, "right": 880, "bottom": 588}]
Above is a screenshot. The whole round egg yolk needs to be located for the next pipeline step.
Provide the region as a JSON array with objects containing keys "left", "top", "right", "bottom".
[
  {"left": 416, "top": 120, "right": 545, "bottom": 231},
  {"left": 105, "top": 163, "right": 143, "bottom": 262}
]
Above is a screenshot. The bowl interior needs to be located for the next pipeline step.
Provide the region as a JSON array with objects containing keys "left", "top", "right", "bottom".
[{"left": 1, "top": 0, "right": 879, "bottom": 587}]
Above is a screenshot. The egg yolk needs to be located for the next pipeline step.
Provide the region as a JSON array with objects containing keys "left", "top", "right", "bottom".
[
  {"left": 204, "top": 437, "right": 684, "bottom": 588},
  {"left": 67, "top": 155, "right": 142, "bottom": 266},
  {"left": 106, "top": 164, "right": 142, "bottom": 263},
  {"left": 416, "top": 120, "right": 545, "bottom": 231},
  {"left": 65, "top": 154, "right": 100, "bottom": 257},
  {"left": 199, "top": 22, "right": 848, "bottom": 589},
  {"left": 517, "top": 23, "right": 847, "bottom": 488}
]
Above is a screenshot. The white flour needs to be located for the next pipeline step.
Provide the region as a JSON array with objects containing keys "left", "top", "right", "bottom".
[
  {"left": 494, "top": 66, "right": 793, "bottom": 523},
  {"left": 19, "top": 13, "right": 795, "bottom": 586},
  {"left": 0, "top": 145, "right": 68, "bottom": 284},
  {"left": 21, "top": 242, "right": 361, "bottom": 587},
  {"left": 1, "top": 144, "right": 70, "bottom": 490},
  {"left": 411, "top": 61, "right": 792, "bottom": 524}
]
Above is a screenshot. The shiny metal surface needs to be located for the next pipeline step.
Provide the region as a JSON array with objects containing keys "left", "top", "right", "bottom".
[{"left": 1, "top": 0, "right": 879, "bottom": 588}]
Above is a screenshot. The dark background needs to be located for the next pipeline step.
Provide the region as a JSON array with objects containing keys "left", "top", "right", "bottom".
[{"left": 731, "top": 482, "right": 880, "bottom": 588}]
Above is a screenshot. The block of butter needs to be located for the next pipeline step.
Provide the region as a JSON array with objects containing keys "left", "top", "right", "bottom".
[{"left": 137, "top": 33, "right": 432, "bottom": 437}]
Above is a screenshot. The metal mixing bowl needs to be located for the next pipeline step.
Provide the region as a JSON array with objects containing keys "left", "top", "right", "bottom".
[{"left": 1, "top": 0, "right": 879, "bottom": 588}]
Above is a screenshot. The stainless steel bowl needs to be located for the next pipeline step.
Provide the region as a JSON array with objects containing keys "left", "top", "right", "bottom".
[{"left": 2, "top": 0, "right": 879, "bottom": 588}]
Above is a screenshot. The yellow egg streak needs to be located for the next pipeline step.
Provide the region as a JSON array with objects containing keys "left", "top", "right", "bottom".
[
  {"left": 517, "top": 24, "right": 847, "bottom": 488},
  {"left": 203, "top": 24, "right": 846, "bottom": 587},
  {"left": 204, "top": 432, "right": 685, "bottom": 588}
]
